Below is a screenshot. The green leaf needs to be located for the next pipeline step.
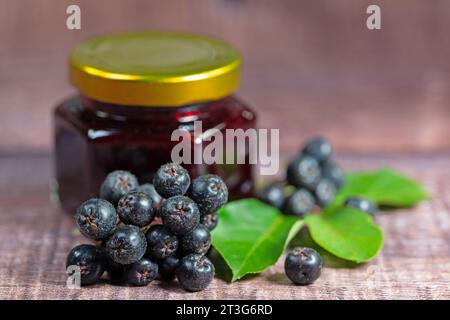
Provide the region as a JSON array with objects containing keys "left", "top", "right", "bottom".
[
  {"left": 211, "top": 198, "right": 303, "bottom": 281},
  {"left": 290, "top": 228, "right": 359, "bottom": 268},
  {"left": 333, "top": 168, "right": 428, "bottom": 208},
  {"left": 207, "top": 247, "right": 234, "bottom": 282},
  {"left": 304, "top": 207, "right": 383, "bottom": 263}
]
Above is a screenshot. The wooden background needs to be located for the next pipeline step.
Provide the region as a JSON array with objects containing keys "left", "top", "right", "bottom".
[
  {"left": 1, "top": 0, "right": 450, "bottom": 153},
  {"left": 1, "top": 0, "right": 450, "bottom": 300}
]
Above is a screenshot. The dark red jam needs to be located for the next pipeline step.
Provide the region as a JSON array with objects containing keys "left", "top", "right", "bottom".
[{"left": 54, "top": 95, "right": 256, "bottom": 213}]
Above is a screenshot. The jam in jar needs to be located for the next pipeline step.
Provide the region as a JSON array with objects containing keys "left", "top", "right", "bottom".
[{"left": 54, "top": 32, "right": 256, "bottom": 213}]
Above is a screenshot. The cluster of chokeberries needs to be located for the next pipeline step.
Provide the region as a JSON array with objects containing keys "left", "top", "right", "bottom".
[
  {"left": 259, "top": 137, "right": 378, "bottom": 218},
  {"left": 259, "top": 137, "right": 378, "bottom": 285},
  {"left": 66, "top": 163, "right": 227, "bottom": 292}
]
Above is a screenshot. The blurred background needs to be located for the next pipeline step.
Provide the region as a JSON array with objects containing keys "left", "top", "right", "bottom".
[{"left": 1, "top": 0, "right": 450, "bottom": 155}]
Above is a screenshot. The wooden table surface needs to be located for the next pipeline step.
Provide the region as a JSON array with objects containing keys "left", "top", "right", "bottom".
[{"left": 0, "top": 152, "right": 448, "bottom": 300}]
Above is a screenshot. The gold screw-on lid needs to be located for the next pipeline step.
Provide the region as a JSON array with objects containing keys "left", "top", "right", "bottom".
[{"left": 69, "top": 31, "right": 241, "bottom": 107}]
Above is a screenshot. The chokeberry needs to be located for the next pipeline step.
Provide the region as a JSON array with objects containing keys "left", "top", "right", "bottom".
[
  {"left": 125, "top": 258, "right": 158, "bottom": 286},
  {"left": 100, "top": 170, "right": 139, "bottom": 205},
  {"left": 66, "top": 244, "right": 105, "bottom": 286},
  {"left": 322, "top": 161, "right": 345, "bottom": 188},
  {"left": 160, "top": 195, "right": 200, "bottom": 235},
  {"left": 283, "top": 189, "right": 315, "bottom": 218},
  {"left": 75, "top": 198, "right": 117, "bottom": 240},
  {"left": 158, "top": 255, "right": 180, "bottom": 281},
  {"left": 200, "top": 212, "right": 219, "bottom": 231},
  {"left": 179, "top": 225, "right": 211, "bottom": 256},
  {"left": 258, "top": 184, "right": 285, "bottom": 209},
  {"left": 153, "top": 163, "right": 190, "bottom": 198},
  {"left": 106, "top": 225, "right": 147, "bottom": 265},
  {"left": 190, "top": 174, "right": 228, "bottom": 215},
  {"left": 345, "top": 197, "right": 378, "bottom": 216},
  {"left": 302, "top": 137, "right": 332, "bottom": 163},
  {"left": 117, "top": 191, "right": 155, "bottom": 227},
  {"left": 285, "top": 247, "right": 322, "bottom": 285},
  {"left": 104, "top": 253, "right": 126, "bottom": 283},
  {"left": 314, "top": 178, "right": 336, "bottom": 207},
  {"left": 176, "top": 254, "right": 215, "bottom": 292},
  {"left": 137, "top": 183, "right": 163, "bottom": 210},
  {"left": 145, "top": 224, "right": 178, "bottom": 260},
  {"left": 287, "top": 155, "right": 321, "bottom": 190}
]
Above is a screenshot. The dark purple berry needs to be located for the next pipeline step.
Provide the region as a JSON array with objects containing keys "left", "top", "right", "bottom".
[
  {"left": 322, "top": 161, "right": 345, "bottom": 188},
  {"left": 153, "top": 163, "right": 190, "bottom": 198},
  {"left": 285, "top": 247, "right": 322, "bottom": 285},
  {"left": 190, "top": 174, "right": 228, "bottom": 215},
  {"left": 302, "top": 137, "right": 332, "bottom": 163},
  {"left": 75, "top": 198, "right": 117, "bottom": 240},
  {"left": 258, "top": 184, "right": 285, "bottom": 209},
  {"left": 160, "top": 195, "right": 200, "bottom": 235},
  {"left": 158, "top": 255, "right": 180, "bottom": 281},
  {"left": 145, "top": 224, "right": 178, "bottom": 260},
  {"left": 66, "top": 244, "right": 105, "bottom": 286},
  {"left": 106, "top": 225, "right": 147, "bottom": 265},
  {"left": 287, "top": 155, "right": 321, "bottom": 190},
  {"left": 100, "top": 170, "right": 139, "bottom": 205},
  {"left": 104, "top": 253, "right": 126, "bottom": 283},
  {"left": 314, "top": 178, "right": 336, "bottom": 207},
  {"left": 283, "top": 189, "right": 315, "bottom": 218},
  {"left": 176, "top": 254, "right": 215, "bottom": 292},
  {"left": 117, "top": 191, "right": 155, "bottom": 227},
  {"left": 345, "top": 197, "right": 378, "bottom": 216},
  {"left": 200, "top": 212, "right": 219, "bottom": 231},
  {"left": 179, "top": 225, "right": 211, "bottom": 256},
  {"left": 125, "top": 258, "right": 158, "bottom": 286},
  {"left": 137, "top": 183, "right": 163, "bottom": 210}
]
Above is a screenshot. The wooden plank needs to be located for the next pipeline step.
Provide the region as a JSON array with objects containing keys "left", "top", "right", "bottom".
[
  {"left": 0, "top": 153, "right": 449, "bottom": 299},
  {"left": 1, "top": 0, "right": 450, "bottom": 152}
]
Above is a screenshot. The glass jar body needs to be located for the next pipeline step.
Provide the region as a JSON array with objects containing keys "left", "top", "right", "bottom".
[{"left": 54, "top": 95, "right": 256, "bottom": 213}]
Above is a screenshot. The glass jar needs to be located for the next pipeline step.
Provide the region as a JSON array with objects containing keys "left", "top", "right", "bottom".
[{"left": 54, "top": 32, "right": 256, "bottom": 213}]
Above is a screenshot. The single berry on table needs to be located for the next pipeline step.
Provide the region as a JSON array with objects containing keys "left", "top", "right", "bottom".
[
  {"left": 100, "top": 170, "right": 139, "bottom": 205},
  {"left": 106, "top": 225, "right": 147, "bottom": 265},
  {"left": 153, "top": 163, "right": 190, "bottom": 198},
  {"left": 125, "top": 258, "right": 158, "bottom": 286},
  {"left": 160, "top": 195, "right": 200, "bottom": 235},
  {"left": 179, "top": 225, "right": 211, "bottom": 256},
  {"left": 200, "top": 212, "right": 219, "bottom": 231},
  {"left": 117, "top": 191, "right": 155, "bottom": 227},
  {"left": 176, "top": 254, "right": 215, "bottom": 292},
  {"left": 302, "top": 137, "right": 332, "bottom": 163},
  {"left": 145, "top": 224, "right": 179, "bottom": 260},
  {"left": 322, "top": 161, "right": 345, "bottom": 188},
  {"left": 287, "top": 155, "right": 321, "bottom": 190},
  {"left": 314, "top": 178, "right": 336, "bottom": 207},
  {"left": 75, "top": 198, "right": 117, "bottom": 240},
  {"left": 284, "top": 247, "right": 322, "bottom": 285},
  {"left": 66, "top": 244, "right": 105, "bottom": 286},
  {"left": 158, "top": 255, "right": 180, "bottom": 281},
  {"left": 137, "top": 183, "right": 163, "bottom": 210},
  {"left": 258, "top": 184, "right": 285, "bottom": 209},
  {"left": 345, "top": 197, "right": 378, "bottom": 216},
  {"left": 190, "top": 174, "right": 228, "bottom": 215},
  {"left": 283, "top": 189, "right": 315, "bottom": 218}
]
